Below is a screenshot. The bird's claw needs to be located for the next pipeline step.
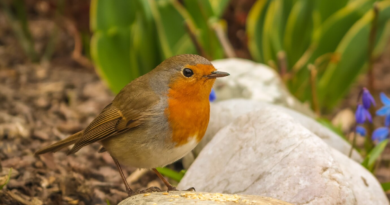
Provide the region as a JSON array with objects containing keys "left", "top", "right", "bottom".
[
  {"left": 133, "top": 186, "right": 162, "bottom": 195},
  {"left": 167, "top": 186, "right": 195, "bottom": 192}
]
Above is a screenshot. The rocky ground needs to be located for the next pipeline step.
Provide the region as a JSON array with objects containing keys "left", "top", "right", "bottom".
[{"left": 0, "top": 13, "right": 167, "bottom": 205}]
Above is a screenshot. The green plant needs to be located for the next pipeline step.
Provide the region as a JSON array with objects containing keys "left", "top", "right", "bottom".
[
  {"left": 90, "top": 0, "right": 228, "bottom": 93},
  {"left": 156, "top": 167, "right": 186, "bottom": 182},
  {"left": 247, "top": 0, "right": 390, "bottom": 110},
  {"left": 0, "top": 168, "right": 12, "bottom": 190},
  {"left": 361, "top": 139, "right": 388, "bottom": 171}
]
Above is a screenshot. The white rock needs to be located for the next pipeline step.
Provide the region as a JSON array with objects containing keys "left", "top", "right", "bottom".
[
  {"left": 179, "top": 108, "right": 388, "bottom": 205},
  {"left": 212, "top": 58, "right": 314, "bottom": 117},
  {"left": 118, "top": 191, "right": 293, "bottom": 205},
  {"left": 184, "top": 99, "right": 361, "bottom": 168}
]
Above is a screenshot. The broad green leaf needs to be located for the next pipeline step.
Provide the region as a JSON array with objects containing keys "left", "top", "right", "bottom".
[
  {"left": 290, "top": 0, "right": 376, "bottom": 102},
  {"left": 90, "top": 0, "right": 137, "bottom": 31},
  {"left": 149, "top": 0, "right": 195, "bottom": 59},
  {"left": 315, "top": 0, "right": 349, "bottom": 23},
  {"left": 91, "top": 28, "right": 136, "bottom": 93},
  {"left": 182, "top": 0, "right": 225, "bottom": 59},
  {"left": 247, "top": 0, "right": 271, "bottom": 62},
  {"left": 362, "top": 139, "right": 388, "bottom": 171},
  {"left": 209, "top": 0, "right": 230, "bottom": 18},
  {"left": 284, "top": 0, "right": 315, "bottom": 68},
  {"left": 311, "top": 0, "right": 375, "bottom": 67},
  {"left": 262, "top": 0, "right": 293, "bottom": 66},
  {"left": 318, "top": 1, "right": 390, "bottom": 109},
  {"left": 130, "top": 1, "right": 160, "bottom": 75}
]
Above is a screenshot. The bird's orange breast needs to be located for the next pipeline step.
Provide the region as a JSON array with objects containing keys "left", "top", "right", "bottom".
[{"left": 164, "top": 65, "right": 215, "bottom": 147}]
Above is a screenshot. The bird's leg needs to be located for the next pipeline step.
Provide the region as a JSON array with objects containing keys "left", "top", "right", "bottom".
[
  {"left": 112, "top": 156, "right": 134, "bottom": 196},
  {"left": 152, "top": 168, "right": 178, "bottom": 191},
  {"left": 152, "top": 168, "right": 196, "bottom": 192}
]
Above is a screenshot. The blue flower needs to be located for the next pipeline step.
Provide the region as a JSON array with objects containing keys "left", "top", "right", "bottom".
[
  {"left": 372, "top": 127, "right": 389, "bottom": 142},
  {"left": 355, "top": 104, "right": 372, "bottom": 124},
  {"left": 386, "top": 115, "right": 390, "bottom": 127},
  {"left": 209, "top": 89, "right": 216, "bottom": 102},
  {"left": 356, "top": 126, "right": 366, "bottom": 137},
  {"left": 376, "top": 92, "right": 390, "bottom": 116},
  {"left": 362, "top": 88, "right": 376, "bottom": 109}
]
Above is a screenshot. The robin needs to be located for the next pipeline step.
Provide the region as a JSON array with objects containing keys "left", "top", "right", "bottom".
[{"left": 35, "top": 54, "right": 229, "bottom": 195}]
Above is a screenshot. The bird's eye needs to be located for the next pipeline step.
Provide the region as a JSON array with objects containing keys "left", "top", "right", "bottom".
[{"left": 183, "top": 68, "right": 194, "bottom": 77}]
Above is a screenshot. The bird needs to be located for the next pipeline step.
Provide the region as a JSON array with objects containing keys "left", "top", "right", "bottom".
[{"left": 35, "top": 54, "right": 229, "bottom": 196}]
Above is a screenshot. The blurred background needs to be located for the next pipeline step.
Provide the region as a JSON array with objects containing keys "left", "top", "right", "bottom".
[{"left": 0, "top": 0, "right": 390, "bottom": 204}]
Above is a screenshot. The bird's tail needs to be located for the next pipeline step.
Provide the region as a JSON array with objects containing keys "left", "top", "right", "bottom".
[{"left": 35, "top": 131, "right": 83, "bottom": 156}]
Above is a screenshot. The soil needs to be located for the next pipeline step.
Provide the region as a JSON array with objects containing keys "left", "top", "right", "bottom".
[{"left": 0, "top": 10, "right": 165, "bottom": 205}]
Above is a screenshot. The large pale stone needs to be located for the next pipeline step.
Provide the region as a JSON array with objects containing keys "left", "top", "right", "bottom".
[
  {"left": 179, "top": 108, "right": 388, "bottom": 205},
  {"left": 212, "top": 58, "right": 314, "bottom": 117},
  {"left": 118, "top": 191, "right": 292, "bottom": 205},
  {"left": 183, "top": 99, "right": 361, "bottom": 169}
]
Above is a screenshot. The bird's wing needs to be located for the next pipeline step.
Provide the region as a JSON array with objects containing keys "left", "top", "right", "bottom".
[{"left": 68, "top": 80, "right": 160, "bottom": 155}]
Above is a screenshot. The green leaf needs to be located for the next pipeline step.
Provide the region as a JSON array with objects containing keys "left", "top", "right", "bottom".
[
  {"left": 182, "top": 0, "right": 225, "bottom": 59},
  {"left": 311, "top": 0, "right": 375, "bottom": 66},
  {"left": 262, "top": 0, "right": 293, "bottom": 66},
  {"left": 290, "top": 0, "right": 376, "bottom": 102},
  {"left": 247, "top": 0, "right": 271, "bottom": 62},
  {"left": 362, "top": 139, "right": 388, "bottom": 171},
  {"left": 149, "top": 0, "right": 195, "bottom": 59},
  {"left": 284, "top": 0, "right": 315, "bottom": 68},
  {"left": 315, "top": 0, "right": 349, "bottom": 23},
  {"left": 381, "top": 182, "right": 390, "bottom": 191},
  {"left": 209, "top": 0, "right": 230, "bottom": 18},
  {"left": 156, "top": 167, "right": 185, "bottom": 182},
  {"left": 90, "top": 0, "right": 137, "bottom": 31},
  {"left": 318, "top": 1, "right": 390, "bottom": 109},
  {"left": 0, "top": 168, "right": 12, "bottom": 189},
  {"left": 91, "top": 28, "right": 137, "bottom": 93}
]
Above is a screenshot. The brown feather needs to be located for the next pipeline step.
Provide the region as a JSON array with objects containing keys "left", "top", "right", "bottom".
[
  {"left": 35, "top": 68, "right": 161, "bottom": 156},
  {"left": 34, "top": 131, "right": 83, "bottom": 156}
]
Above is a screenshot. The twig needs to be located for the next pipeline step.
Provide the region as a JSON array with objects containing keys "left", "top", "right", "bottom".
[
  {"left": 292, "top": 45, "right": 315, "bottom": 73},
  {"left": 277, "top": 51, "right": 288, "bottom": 82},
  {"left": 308, "top": 64, "right": 320, "bottom": 116},
  {"left": 212, "top": 22, "right": 236, "bottom": 58},
  {"left": 184, "top": 21, "right": 210, "bottom": 60},
  {"left": 64, "top": 19, "right": 94, "bottom": 69},
  {"left": 348, "top": 124, "right": 357, "bottom": 158}
]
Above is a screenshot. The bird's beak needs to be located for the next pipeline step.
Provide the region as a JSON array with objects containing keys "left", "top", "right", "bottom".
[{"left": 206, "top": 71, "right": 230, "bottom": 79}]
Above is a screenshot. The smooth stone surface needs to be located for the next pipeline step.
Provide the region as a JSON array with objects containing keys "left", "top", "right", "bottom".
[
  {"left": 118, "top": 191, "right": 292, "bottom": 205},
  {"left": 182, "top": 99, "right": 361, "bottom": 169},
  {"left": 212, "top": 58, "right": 315, "bottom": 117},
  {"left": 179, "top": 108, "right": 388, "bottom": 205}
]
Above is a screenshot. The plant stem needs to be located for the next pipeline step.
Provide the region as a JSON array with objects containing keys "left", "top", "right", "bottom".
[
  {"left": 212, "top": 22, "right": 236, "bottom": 58},
  {"left": 308, "top": 64, "right": 320, "bottom": 116},
  {"left": 348, "top": 124, "right": 358, "bottom": 158},
  {"left": 277, "top": 51, "right": 288, "bottom": 83},
  {"left": 365, "top": 3, "right": 380, "bottom": 153},
  {"left": 184, "top": 21, "right": 210, "bottom": 60},
  {"left": 292, "top": 45, "right": 315, "bottom": 73}
]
